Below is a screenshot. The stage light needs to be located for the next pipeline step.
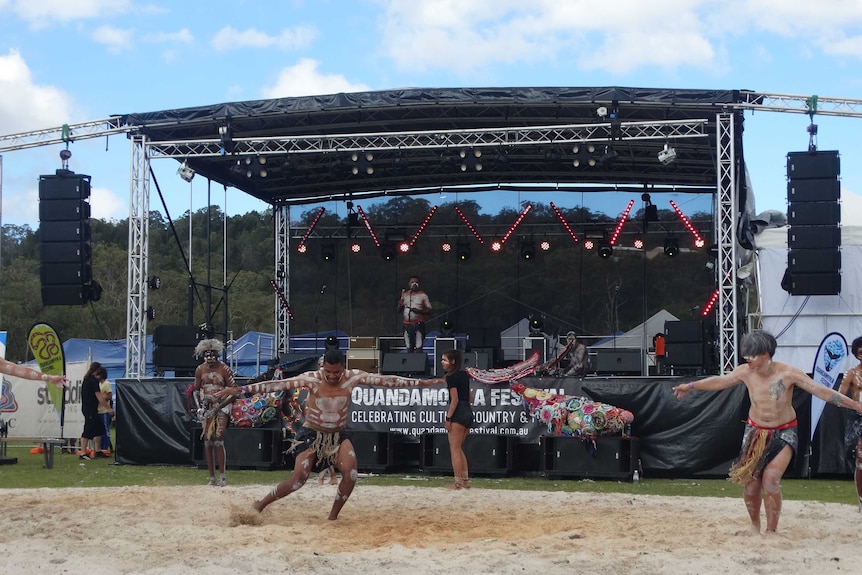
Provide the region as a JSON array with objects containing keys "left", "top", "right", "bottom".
[
  {"left": 599, "top": 147, "right": 619, "bottom": 165},
  {"left": 663, "top": 237, "right": 680, "bottom": 257},
  {"left": 454, "top": 205, "right": 485, "bottom": 244},
  {"left": 321, "top": 243, "right": 336, "bottom": 261},
  {"left": 408, "top": 206, "right": 439, "bottom": 247},
  {"left": 441, "top": 241, "right": 452, "bottom": 252},
  {"left": 520, "top": 239, "right": 536, "bottom": 260},
  {"left": 456, "top": 241, "right": 471, "bottom": 261},
  {"left": 398, "top": 241, "right": 410, "bottom": 253},
  {"left": 147, "top": 276, "right": 161, "bottom": 290},
  {"left": 633, "top": 237, "right": 644, "bottom": 249},
  {"left": 145, "top": 306, "right": 156, "bottom": 321},
  {"left": 350, "top": 243, "right": 361, "bottom": 253},
  {"left": 297, "top": 243, "right": 307, "bottom": 254},
  {"left": 356, "top": 205, "right": 381, "bottom": 247},
  {"left": 325, "top": 336, "right": 340, "bottom": 351},
  {"left": 550, "top": 202, "right": 579, "bottom": 244},
  {"left": 177, "top": 160, "right": 195, "bottom": 182},
  {"left": 459, "top": 148, "right": 482, "bottom": 171},
  {"left": 658, "top": 143, "right": 677, "bottom": 165},
  {"left": 381, "top": 244, "right": 396, "bottom": 261},
  {"left": 529, "top": 317, "right": 544, "bottom": 334},
  {"left": 218, "top": 123, "right": 234, "bottom": 154},
  {"left": 573, "top": 143, "right": 597, "bottom": 167},
  {"left": 584, "top": 239, "right": 595, "bottom": 250},
  {"left": 540, "top": 240, "right": 551, "bottom": 251},
  {"left": 351, "top": 151, "right": 374, "bottom": 175},
  {"left": 441, "top": 320, "right": 454, "bottom": 336},
  {"left": 598, "top": 241, "right": 613, "bottom": 259},
  {"left": 490, "top": 240, "right": 503, "bottom": 252}
]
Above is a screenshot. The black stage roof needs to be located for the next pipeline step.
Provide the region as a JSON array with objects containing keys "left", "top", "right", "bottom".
[{"left": 121, "top": 86, "right": 748, "bottom": 207}]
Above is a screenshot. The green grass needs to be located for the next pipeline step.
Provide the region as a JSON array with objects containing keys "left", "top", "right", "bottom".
[{"left": 0, "top": 440, "right": 857, "bottom": 506}]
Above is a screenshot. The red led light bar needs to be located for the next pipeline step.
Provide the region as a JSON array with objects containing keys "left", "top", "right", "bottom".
[
  {"left": 409, "top": 206, "right": 438, "bottom": 247},
  {"left": 609, "top": 200, "right": 634, "bottom": 246},
  {"left": 499, "top": 204, "right": 532, "bottom": 246},
  {"left": 669, "top": 200, "right": 705, "bottom": 248},
  {"left": 550, "top": 202, "right": 579, "bottom": 244},
  {"left": 356, "top": 205, "right": 381, "bottom": 247},
  {"left": 454, "top": 205, "right": 485, "bottom": 244},
  {"left": 297, "top": 207, "right": 325, "bottom": 252}
]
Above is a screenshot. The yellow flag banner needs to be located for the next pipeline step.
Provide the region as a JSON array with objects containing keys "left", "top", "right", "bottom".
[{"left": 27, "top": 323, "right": 66, "bottom": 422}]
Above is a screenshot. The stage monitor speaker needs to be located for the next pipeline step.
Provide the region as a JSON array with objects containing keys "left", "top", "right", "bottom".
[
  {"left": 381, "top": 352, "right": 427, "bottom": 375},
  {"left": 788, "top": 226, "right": 841, "bottom": 249},
  {"left": 787, "top": 178, "right": 841, "bottom": 203},
  {"left": 664, "top": 320, "right": 703, "bottom": 343},
  {"left": 594, "top": 349, "right": 642, "bottom": 375},
  {"left": 462, "top": 351, "right": 490, "bottom": 370},
  {"left": 38, "top": 199, "right": 91, "bottom": 221},
  {"left": 422, "top": 434, "right": 513, "bottom": 476},
  {"left": 41, "top": 285, "right": 86, "bottom": 306},
  {"left": 542, "top": 436, "right": 639, "bottom": 481},
  {"left": 787, "top": 202, "right": 840, "bottom": 226},
  {"left": 786, "top": 150, "right": 840, "bottom": 180},
  {"left": 153, "top": 346, "right": 200, "bottom": 370},
  {"left": 348, "top": 336, "right": 377, "bottom": 349},
  {"left": 191, "top": 427, "right": 281, "bottom": 470},
  {"left": 788, "top": 249, "right": 841, "bottom": 274},
  {"left": 350, "top": 431, "right": 393, "bottom": 472},
  {"left": 785, "top": 272, "right": 841, "bottom": 296},
  {"left": 39, "top": 221, "right": 90, "bottom": 243},
  {"left": 38, "top": 173, "right": 91, "bottom": 200},
  {"left": 346, "top": 349, "right": 378, "bottom": 372},
  {"left": 665, "top": 342, "right": 704, "bottom": 367},
  {"left": 154, "top": 324, "right": 199, "bottom": 347},
  {"left": 40, "top": 241, "right": 90, "bottom": 264}
]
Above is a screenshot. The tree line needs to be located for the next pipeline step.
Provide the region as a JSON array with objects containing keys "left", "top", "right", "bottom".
[{"left": 0, "top": 197, "right": 715, "bottom": 362}]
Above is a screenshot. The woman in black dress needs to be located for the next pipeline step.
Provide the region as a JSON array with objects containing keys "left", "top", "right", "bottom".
[{"left": 439, "top": 349, "right": 473, "bottom": 489}]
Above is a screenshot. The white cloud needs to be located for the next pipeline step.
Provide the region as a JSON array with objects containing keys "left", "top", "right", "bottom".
[
  {"left": 211, "top": 25, "right": 317, "bottom": 52},
  {"left": 89, "top": 185, "right": 127, "bottom": 222},
  {"left": 0, "top": 49, "right": 74, "bottom": 132},
  {"left": 261, "top": 58, "right": 370, "bottom": 98},
  {"left": 144, "top": 28, "right": 194, "bottom": 45},
  {"left": 1, "top": 185, "right": 39, "bottom": 226},
  {"left": 4, "top": 0, "right": 133, "bottom": 28},
  {"left": 92, "top": 25, "right": 135, "bottom": 53}
]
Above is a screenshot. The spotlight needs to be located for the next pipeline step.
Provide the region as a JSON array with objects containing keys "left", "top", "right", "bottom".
[
  {"left": 663, "top": 237, "right": 680, "bottom": 257},
  {"left": 441, "top": 320, "right": 454, "bottom": 336},
  {"left": 218, "top": 123, "right": 234, "bottom": 154},
  {"left": 599, "top": 147, "right": 618, "bottom": 164},
  {"left": 350, "top": 243, "right": 361, "bottom": 253},
  {"left": 398, "top": 241, "right": 410, "bottom": 253},
  {"left": 456, "top": 241, "right": 471, "bottom": 261},
  {"left": 540, "top": 240, "right": 551, "bottom": 251},
  {"left": 459, "top": 148, "right": 482, "bottom": 171},
  {"left": 598, "top": 241, "right": 614, "bottom": 259},
  {"left": 351, "top": 151, "right": 374, "bottom": 175},
  {"left": 658, "top": 143, "right": 677, "bottom": 165},
  {"left": 321, "top": 243, "right": 336, "bottom": 262},
  {"left": 381, "top": 244, "right": 396, "bottom": 261},
  {"left": 572, "top": 143, "right": 597, "bottom": 168},
  {"left": 490, "top": 240, "right": 503, "bottom": 252},
  {"left": 177, "top": 160, "right": 195, "bottom": 182},
  {"left": 529, "top": 317, "right": 544, "bottom": 334},
  {"left": 325, "top": 336, "right": 340, "bottom": 351},
  {"left": 297, "top": 243, "right": 308, "bottom": 254},
  {"left": 441, "top": 241, "right": 452, "bottom": 252},
  {"left": 520, "top": 240, "right": 536, "bottom": 260},
  {"left": 633, "top": 237, "right": 644, "bottom": 249},
  {"left": 145, "top": 306, "right": 156, "bottom": 321},
  {"left": 147, "top": 276, "right": 161, "bottom": 290},
  {"left": 584, "top": 239, "right": 595, "bottom": 250}
]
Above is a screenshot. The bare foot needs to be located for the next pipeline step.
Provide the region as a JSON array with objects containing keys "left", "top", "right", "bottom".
[
  {"left": 229, "top": 504, "right": 263, "bottom": 526},
  {"left": 252, "top": 500, "right": 265, "bottom": 513},
  {"left": 446, "top": 482, "right": 462, "bottom": 490},
  {"left": 327, "top": 512, "right": 339, "bottom": 520},
  {"left": 329, "top": 478, "right": 339, "bottom": 485}
]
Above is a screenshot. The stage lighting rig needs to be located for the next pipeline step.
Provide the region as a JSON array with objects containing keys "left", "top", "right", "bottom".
[{"left": 658, "top": 143, "right": 677, "bottom": 165}]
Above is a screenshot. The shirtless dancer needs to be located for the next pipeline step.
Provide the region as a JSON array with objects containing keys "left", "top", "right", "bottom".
[
  {"left": 838, "top": 336, "right": 862, "bottom": 511},
  {"left": 194, "top": 339, "right": 238, "bottom": 487},
  {"left": 673, "top": 330, "right": 862, "bottom": 535},
  {"left": 216, "top": 348, "right": 442, "bottom": 520}
]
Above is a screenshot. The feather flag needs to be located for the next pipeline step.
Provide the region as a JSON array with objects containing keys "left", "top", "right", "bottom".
[{"left": 27, "top": 323, "right": 66, "bottom": 430}]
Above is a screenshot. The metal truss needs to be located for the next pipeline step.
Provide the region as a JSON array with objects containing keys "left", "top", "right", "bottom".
[
  {"left": 126, "top": 135, "right": 151, "bottom": 378},
  {"left": 715, "top": 113, "right": 738, "bottom": 374},
  {"left": 274, "top": 206, "right": 290, "bottom": 356},
  {"left": 145, "top": 119, "right": 709, "bottom": 159},
  {"left": 0, "top": 117, "right": 129, "bottom": 153},
  {"left": 738, "top": 91, "right": 862, "bottom": 117}
]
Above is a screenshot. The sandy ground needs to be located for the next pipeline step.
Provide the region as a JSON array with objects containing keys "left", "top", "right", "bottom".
[{"left": 1, "top": 481, "right": 860, "bottom": 575}]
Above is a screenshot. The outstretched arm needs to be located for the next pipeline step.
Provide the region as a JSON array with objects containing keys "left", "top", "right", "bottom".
[
  {"left": 795, "top": 371, "right": 862, "bottom": 414},
  {"left": 356, "top": 373, "right": 442, "bottom": 388},
  {"left": 214, "top": 371, "right": 319, "bottom": 400},
  {"left": 673, "top": 367, "right": 744, "bottom": 400},
  {"left": 0, "top": 357, "right": 66, "bottom": 388}
]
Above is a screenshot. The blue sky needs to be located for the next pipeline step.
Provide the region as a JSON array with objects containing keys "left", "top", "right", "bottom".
[{"left": 1, "top": 0, "right": 862, "bottom": 228}]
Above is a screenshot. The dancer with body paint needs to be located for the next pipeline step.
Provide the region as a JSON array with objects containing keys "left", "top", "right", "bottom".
[
  {"left": 194, "top": 339, "right": 238, "bottom": 487},
  {"left": 838, "top": 336, "right": 862, "bottom": 511},
  {"left": 673, "top": 330, "right": 862, "bottom": 535},
  {"left": 216, "top": 348, "right": 442, "bottom": 520}
]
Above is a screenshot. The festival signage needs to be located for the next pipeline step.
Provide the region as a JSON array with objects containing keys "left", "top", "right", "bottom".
[{"left": 809, "top": 332, "right": 848, "bottom": 441}]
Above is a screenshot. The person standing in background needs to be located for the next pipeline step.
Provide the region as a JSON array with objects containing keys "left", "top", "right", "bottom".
[
  {"left": 96, "top": 366, "right": 113, "bottom": 457},
  {"left": 437, "top": 348, "right": 473, "bottom": 490},
  {"left": 79, "top": 361, "right": 113, "bottom": 460},
  {"left": 194, "top": 339, "right": 238, "bottom": 487},
  {"left": 397, "top": 275, "right": 432, "bottom": 353}
]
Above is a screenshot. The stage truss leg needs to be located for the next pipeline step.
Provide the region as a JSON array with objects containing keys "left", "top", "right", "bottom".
[
  {"left": 126, "top": 135, "right": 150, "bottom": 379},
  {"left": 274, "top": 205, "right": 290, "bottom": 356},
  {"left": 716, "top": 112, "right": 739, "bottom": 374}
]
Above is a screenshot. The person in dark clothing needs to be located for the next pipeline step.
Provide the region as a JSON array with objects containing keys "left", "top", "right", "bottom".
[
  {"left": 436, "top": 349, "right": 473, "bottom": 489},
  {"left": 79, "top": 361, "right": 114, "bottom": 460}
]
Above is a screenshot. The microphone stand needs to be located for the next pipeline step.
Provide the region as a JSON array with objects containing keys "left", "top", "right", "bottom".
[{"left": 313, "top": 284, "right": 326, "bottom": 353}]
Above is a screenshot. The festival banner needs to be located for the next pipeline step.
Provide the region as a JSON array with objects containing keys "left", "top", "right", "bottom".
[
  {"left": 809, "top": 332, "right": 848, "bottom": 441},
  {"left": 27, "top": 323, "right": 66, "bottom": 427}
]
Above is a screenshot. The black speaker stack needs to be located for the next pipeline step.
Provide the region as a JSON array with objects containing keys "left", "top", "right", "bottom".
[
  {"left": 664, "top": 320, "right": 708, "bottom": 373},
  {"left": 38, "top": 170, "right": 96, "bottom": 305},
  {"left": 785, "top": 151, "right": 841, "bottom": 295},
  {"left": 153, "top": 325, "right": 201, "bottom": 374}
]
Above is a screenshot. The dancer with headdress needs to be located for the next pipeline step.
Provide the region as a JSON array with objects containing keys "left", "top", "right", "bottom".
[{"left": 193, "top": 339, "right": 238, "bottom": 487}]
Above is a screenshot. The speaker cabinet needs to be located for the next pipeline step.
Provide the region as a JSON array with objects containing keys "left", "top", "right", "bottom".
[
  {"left": 665, "top": 342, "right": 704, "bottom": 367},
  {"left": 39, "top": 241, "right": 90, "bottom": 263},
  {"left": 788, "top": 249, "right": 841, "bottom": 274},
  {"left": 787, "top": 226, "right": 841, "bottom": 249},
  {"left": 542, "top": 436, "right": 640, "bottom": 481},
  {"left": 39, "top": 221, "right": 90, "bottom": 243},
  {"left": 191, "top": 427, "right": 282, "bottom": 470},
  {"left": 346, "top": 349, "right": 378, "bottom": 372},
  {"left": 350, "top": 431, "right": 394, "bottom": 472},
  {"left": 39, "top": 199, "right": 91, "bottom": 221},
  {"left": 524, "top": 337, "right": 546, "bottom": 363},
  {"left": 422, "top": 434, "right": 513, "bottom": 476},
  {"left": 787, "top": 202, "right": 841, "bottom": 226},
  {"left": 349, "top": 336, "right": 377, "bottom": 349},
  {"left": 786, "top": 150, "right": 840, "bottom": 179},
  {"left": 594, "top": 349, "right": 642, "bottom": 375},
  {"left": 38, "top": 173, "right": 91, "bottom": 200},
  {"left": 154, "top": 325, "right": 199, "bottom": 347},
  {"left": 664, "top": 320, "right": 703, "bottom": 343},
  {"left": 462, "top": 351, "right": 490, "bottom": 370},
  {"left": 40, "top": 285, "right": 87, "bottom": 306},
  {"left": 787, "top": 178, "right": 840, "bottom": 202},
  {"left": 153, "top": 346, "right": 200, "bottom": 371},
  {"left": 381, "top": 352, "right": 427, "bottom": 375},
  {"left": 785, "top": 273, "right": 842, "bottom": 296},
  {"left": 40, "top": 262, "right": 91, "bottom": 285}
]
